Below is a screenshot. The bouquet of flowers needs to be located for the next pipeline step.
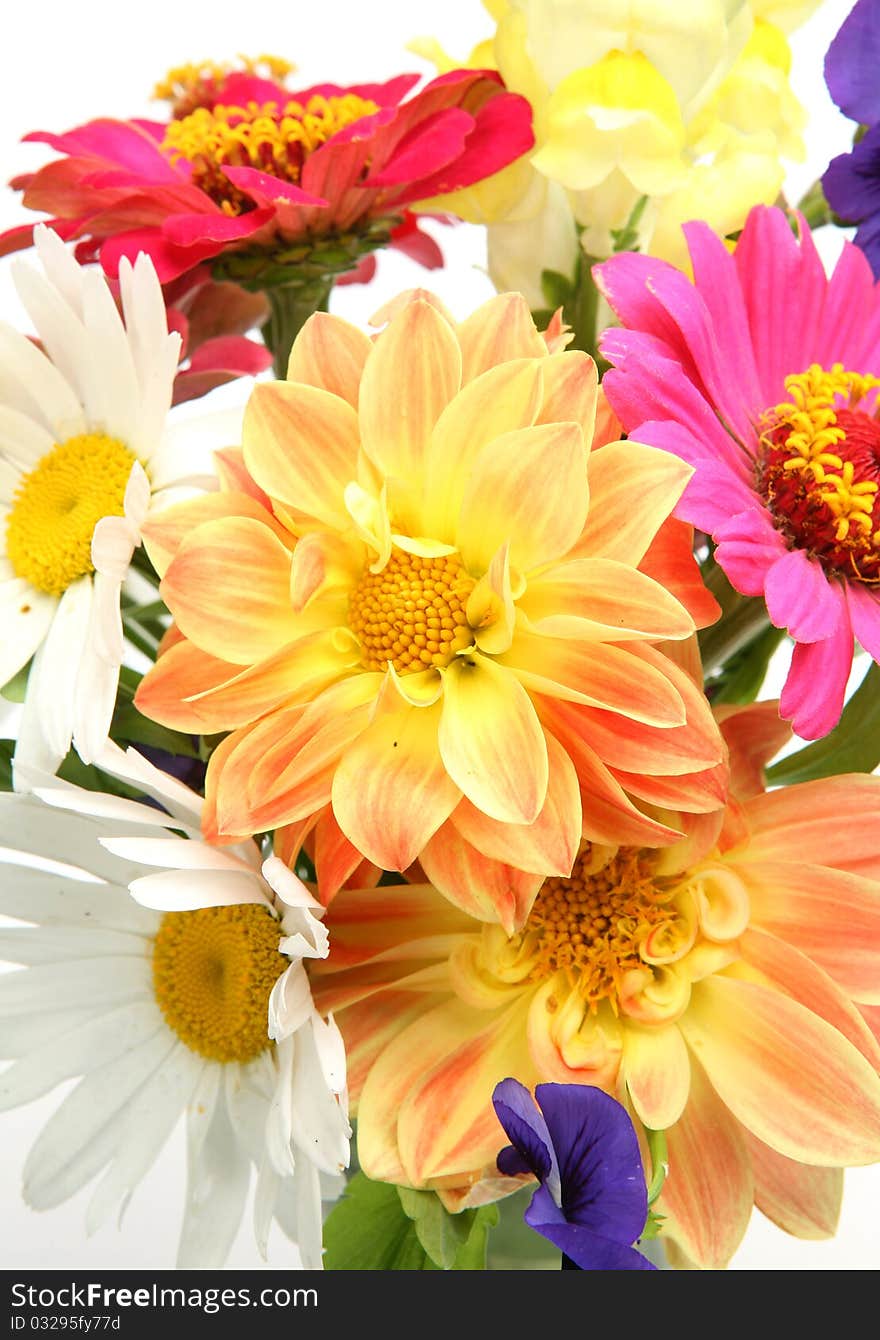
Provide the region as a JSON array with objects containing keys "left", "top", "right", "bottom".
[{"left": 1, "top": 0, "right": 879, "bottom": 1275}]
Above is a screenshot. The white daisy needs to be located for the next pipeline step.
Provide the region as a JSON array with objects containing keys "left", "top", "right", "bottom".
[
  {"left": 0, "top": 225, "right": 222, "bottom": 778},
  {"left": 0, "top": 743, "right": 350, "bottom": 1269}
]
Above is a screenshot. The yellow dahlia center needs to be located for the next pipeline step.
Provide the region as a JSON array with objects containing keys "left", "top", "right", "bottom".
[
  {"left": 522, "top": 847, "right": 679, "bottom": 1009},
  {"left": 348, "top": 550, "right": 476, "bottom": 673},
  {"left": 161, "top": 93, "right": 379, "bottom": 213},
  {"left": 6, "top": 433, "right": 136, "bottom": 596},
  {"left": 758, "top": 363, "right": 880, "bottom": 582},
  {"left": 152, "top": 904, "right": 286, "bottom": 1064}
]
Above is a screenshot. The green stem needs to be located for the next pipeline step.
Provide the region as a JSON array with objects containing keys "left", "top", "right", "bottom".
[
  {"left": 123, "top": 618, "right": 160, "bottom": 661},
  {"left": 262, "top": 279, "right": 334, "bottom": 379},
  {"left": 646, "top": 1128, "right": 668, "bottom": 1206},
  {"left": 697, "top": 554, "right": 772, "bottom": 678},
  {"left": 796, "top": 179, "right": 832, "bottom": 231}
]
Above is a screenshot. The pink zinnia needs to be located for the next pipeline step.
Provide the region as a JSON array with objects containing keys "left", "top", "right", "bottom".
[{"left": 596, "top": 205, "right": 880, "bottom": 739}]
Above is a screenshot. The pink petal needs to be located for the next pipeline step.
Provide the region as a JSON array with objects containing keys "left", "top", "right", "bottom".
[
  {"left": 764, "top": 549, "right": 846, "bottom": 643},
  {"left": 221, "top": 166, "right": 328, "bottom": 210},
  {"left": 846, "top": 581, "right": 880, "bottom": 662},
  {"left": 26, "top": 118, "right": 180, "bottom": 181},
  {"left": 713, "top": 507, "right": 787, "bottom": 597},
  {"left": 365, "top": 108, "right": 473, "bottom": 188},
  {"left": 683, "top": 220, "right": 763, "bottom": 415},
  {"left": 161, "top": 208, "right": 275, "bottom": 248},
  {"left": 779, "top": 626, "right": 853, "bottom": 739},
  {"left": 393, "top": 92, "right": 535, "bottom": 205}
]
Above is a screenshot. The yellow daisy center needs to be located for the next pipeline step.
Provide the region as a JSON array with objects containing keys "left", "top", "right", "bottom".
[
  {"left": 6, "top": 433, "right": 136, "bottom": 596},
  {"left": 152, "top": 904, "right": 286, "bottom": 1064},
  {"left": 348, "top": 550, "right": 476, "bottom": 673},
  {"left": 521, "top": 847, "right": 679, "bottom": 1008},
  {"left": 758, "top": 363, "right": 880, "bottom": 582},
  {"left": 161, "top": 93, "right": 379, "bottom": 214}
]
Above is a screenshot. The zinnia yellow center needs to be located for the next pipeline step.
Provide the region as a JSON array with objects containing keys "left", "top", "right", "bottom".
[
  {"left": 6, "top": 433, "right": 136, "bottom": 596},
  {"left": 348, "top": 550, "right": 475, "bottom": 673},
  {"left": 522, "top": 847, "right": 679, "bottom": 1007},
  {"left": 759, "top": 363, "right": 880, "bottom": 582},
  {"left": 161, "top": 93, "right": 379, "bottom": 214},
  {"left": 152, "top": 904, "right": 285, "bottom": 1064}
]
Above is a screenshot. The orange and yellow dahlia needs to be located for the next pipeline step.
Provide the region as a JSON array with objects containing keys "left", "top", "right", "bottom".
[
  {"left": 310, "top": 702, "right": 880, "bottom": 1268},
  {"left": 136, "top": 290, "right": 723, "bottom": 927}
]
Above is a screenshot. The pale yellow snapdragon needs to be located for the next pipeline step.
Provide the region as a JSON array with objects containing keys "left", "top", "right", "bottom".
[{"left": 414, "top": 0, "right": 819, "bottom": 302}]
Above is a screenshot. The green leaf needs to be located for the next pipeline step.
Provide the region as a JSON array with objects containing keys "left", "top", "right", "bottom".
[
  {"left": 397, "top": 1188, "right": 497, "bottom": 1270},
  {"left": 111, "top": 705, "right": 199, "bottom": 759},
  {"left": 323, "top": 1175, "right": 497, "bottom": 1270},
  {"left": 322, "top": 1174, "right": 431, "bottom": 1270},
  {"left": 711, "top": 623, "right": 785, "bottom": 705},
  {"left": 1, "top": 661, "right": 31, "bottom": 704},
  {"left": 767, "top": 660, "right": 880, "bottom": 785},
  {"left": 0, "top": 740, "right": 14, "bottom": 792},
  {"left": 540, "top": 267, "right": 575, "bottom": 310}
]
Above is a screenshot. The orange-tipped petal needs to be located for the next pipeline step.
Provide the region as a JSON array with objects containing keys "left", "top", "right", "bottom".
[
  {"left": 623, "top": 1023, "right": 690, "bottom": 1130},
  {"left": 420, "top": 819, "right": 543, "bottom": 931},
  {"left": 440, "top": 653, "right": 548, "bottom": 825},
  {"left": 519, "top": 557, "right": 696, "bottom": 642},
  {"left": 242, "top": 380, "right": 360, "bottom": 528},
  {"left": 736, "top": 860, "right": 880, "bottom": 1005},
  {"left": 423, "top": 358, "right": 544, "bottom": 541},
  {"left": 715, "top": 700, "right": 791, "bottom": 803},
  {"left": 213, "top": 446, "right": 272, "bottom": 506},
  {"left": 680, "top": 975, "right": 880, "bottom": 1166},
  {"left": 536, "top": 349, "right": 597, "bottom": 436},
  {"left": 741, "top": 776, "right": 880, "bottom": 880},
  {"left": 575, "top": 439, "right": 693, "bottom": 564},
  {"left": 591, "top": 387, "right": 623, "bottom": 449},
  {"left": 142, "top": 490, "right": 290, "bottom": 578},
  {"left": 456, "top": 421, "right": 588, "bottom": 576},
  {"left": 359, "top": 298, "right": 461, "bottom": 496},
  {"left": 744, "top": 1131, "right": 842, "bottom": 1241},
  {"left": 161, "top": 515, "right": 299, "bottom": 665},
  {"left": 638, "top": 517, "right": 720, "bottom": 630},
  {"left": 659, "top": 1055, "right": 753, "bottom": 1270},
  {"left": 286, "top": 311, "right": 372, "bottom": 406},
  {"left": 457, "top": 292, "right": 546, "bottom": 381},
  {"left": 337, "top": 990, "right": 444, "bottom": 1105},
  {"left": 135, "top": 640, "right": 244, "bottom": 732},
  {"left": 450, "top": 731, "right": 581, "bottom": 877},
  {"left": 331, "top": 694, "right": 460, "bottom": 872}
]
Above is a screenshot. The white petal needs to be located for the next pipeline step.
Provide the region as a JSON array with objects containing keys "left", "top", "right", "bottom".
[
  {"left": 34, "top": 226, "right": 86, "bottom": 316},
  {"left": 291, "top": 1154, "right": 324, "bottom": 1270},
  {"left": 94, "top": 741, "right": 204, "bottom": 827},
  {"left": 81, "top": 266, "right": 142, "bottom": 446},
  {"left": 128, "top": 868, "right": 273, "bottom": 912},
  {"left": 15, "top": 637, "right": 69, "bottom": 783},
  {"left": 177, "top": 1083, "right": 250, "bottom": 1269},
  {"left": 0, "top": 1000, "right": 163, "bottom": 1110},
  {"left": 34, "top": 575, "right": 93, "bottom": 759},
  {"left": 86, "top": 1040, "right": 203, "bottom": 1234},
  {"left": 289, "top": 1023, "right": 351, "bottom": 1175},
  {"left": 0, "top": 790, "right": 167, "bottom": 886},
  {"left": 0, "top": 924, "right": 147, "bottom": 965},
  {"left": 265, "top": 1034, "right": 296, "bottom": 1177},
  {"left": 23, "top": 1028, "right": 177, "bottom": 1209},
  {"left": 0, "top": 1007, "right": 99, "bottom": 1058},
  {"left": 34, "top": 781, "right": 201, "bottom": 838},
  {"left": 0, "top": 956, "right": 151, "bottom": 1014},
  {"left": 99, "top": 835, "right": 255, "bottom": 875},
  {"left": 278, "top": 916, "right": 329, "bottom": 962},
  {"left": 0, "top": 459, "right": 19, "bottom": 504},
  {"left": 252, "top": 1155, "right": 280, "bottom": 1260},
  {"left": 118, "top": 254, "right": 180, "bottom": 458},
  {"left": 0, "top": 858, "right": 156, "bottom": 934},
  {"left": 0, "top": 403, "right": 55, "bottom": 471},
  {"left": 263, "top": 855, "right": 324, "bottom": 912},
  {"left": 91, "top": 515, "right": 136, "bottom": 583},
  {"left": 12, "top": 260, "right": 105, "bottom": 427},
  {"left": 268, "top": 963, "right": 314, "bottom": 1044},
  {"left": 0, "top": 321, "right": 86, "bottom": 440},
  {"left": 309, "top": 1012, "right": 347, "bottom": 1095},
  {"left": 0, "top": 577, "right": 55, "bottom": 688},
  {"left": 123, "top": 460, "right": 151, "bottom": 528}
]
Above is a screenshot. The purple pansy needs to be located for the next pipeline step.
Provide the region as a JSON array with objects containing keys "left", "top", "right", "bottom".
[
  {"left": 823, "top": 0, "right": 880, "bottom": 277},
  {"left": 492, "top": 1078, "right": 655, "bottom": 1271}
]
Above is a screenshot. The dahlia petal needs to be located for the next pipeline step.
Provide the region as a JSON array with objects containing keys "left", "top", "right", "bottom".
[
  {"left": 740, "top": 927, "right": 880, "bottom": 1069},
  {"left": 659, "top": 1055, "right": 753, "bottom": 1270},
  {"left": 713, "top": 506, "right": 788, "bottom": 597},
  {"left": 142, "top": 491, "right": 289, "bottom": 579},
  {"left": 286, "top": 312, "right": 372, "bottom": 406},
  {"left": 242, "top": 381, "right": 360, "bottom": 530},
  {"left": 420, "top": 820, "right": 542, "bottom": 931},
  {"left": 160, "top": 516, "right": 298, "bottom": 665},
  {"left": 778, "top": 628, "right": 853, "bottom": 739},
  {"left": 439, "top": 653, "right": 548, "bottom": 826},
  {"left": 574, "top": 439, "right": 693, "bottom": 565},
  {"left": 133, "top": 640, "right": 245, "bottom": 732},
  {"left": 504, "top": 627, "right": 686, "bottom": 727},
  {"left": 396, "top": 997, "right": 535, "bottom": 1185},
  {"left": 764, "top": 549, "right": 846, "bottom": 643},
  {"left": 450, "top": 731, "right": 581, "bottom": 877},
  {"left": 456, "top": 293, "right": 546, "bottom": 382},
  {"left": 742, "top": 774, "right": 880, "bottom": 878},
  {"left": 213, "top": 448, "right": 272, "bottom": 507},
  {"left": 735, "top": 858, "right": 880, "bottom": 1004},
  {"left": 456, "top": 422, "right": 588, "bottom": 576},
  {"left": 638, "top": 518, "right": 721, "bottom": 630},
  {"left": 519, "top": 557, "right": 695, "bottom": 642},
  {"left": 358, "top": 299, "right": 461, "bottom": 503},
  {"left": 744, "top": 1132, "right": 842, "bottom": 1242},
  {"left": 715, "top": 698, "right": 791, "bottom": 803},
  {"left": 680, "top": 975, "right": 880, "bottom": 1165},
  {"left": 331, "top": 694, "right": 460, "bottom": 873},
  {"left": 423, "top": 358, "right": 544, "bottom": 542},
  {"left": 536, "top": 350, "right": 597, "bottom": 436},
  {"left": 312, "top": 810, "right": 376, "bottom": 904},
  {"left": 623, "top": 1023, "right": 690, "bottom": 1130}
]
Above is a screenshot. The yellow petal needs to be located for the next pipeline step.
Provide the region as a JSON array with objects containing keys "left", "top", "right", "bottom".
[
  {"left": 286, "top": 311, "right": 372, "bottom": 407},
  {"left": 575, "top": 439, "right": 693, "bottom": 564}
]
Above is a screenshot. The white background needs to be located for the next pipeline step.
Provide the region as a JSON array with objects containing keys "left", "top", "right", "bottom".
[{"left": 1, "top": 0, "right": 876, "bottom": 1272}]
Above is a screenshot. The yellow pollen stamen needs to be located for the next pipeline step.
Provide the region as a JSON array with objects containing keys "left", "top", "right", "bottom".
[
  {"left": 161, "top": 94, "right": 378, "bottom": 211},
  {"left": 6, "top": 434, "right": 136, "bottom": 596},
  {"left": 152, "top": 904, "right": 285, "bottom": 1064},
  {"left": 520, "top": 847, "right": 679, "bottom": 1012},
  {"left": 348, "top": 550, "right": 476, "bottom": 673}
]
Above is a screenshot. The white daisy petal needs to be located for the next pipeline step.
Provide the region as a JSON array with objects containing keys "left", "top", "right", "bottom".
[
  {"left": 0, "top": 504, "right": 9, "bottom": 553},
  {"left": 81, "top": 267, "right": 142, "bottom": 445},
  {"left": 309, "top": 1012, "right": 348, "bottom": 1096},
  {"left": 268, "top": 963, "right": 314, "bottom": 1044},
  {"left": 177, "top": 1086, "right": 250, "bottom": 1270},
  {"left": 91, "top": 515, "right": 137, "bottom": 583},
  {"left": 0, "top": 322, "right": 85, "bottom": 440},
  {"left": 123, "top": 460, "right": 151, "bottom": 529},
  {"left": 289, "top": 1023, "right": 351, "bottom": 1176},
  {"left": 128, "top": 868, "right": 272, "bottom": 912},
  {"left": 0, "top": 863, "right": 156, "bottom": 934},
  {"left": 32, "top": 575, "right": 93, "bottom": 760},
  {"left": 262, "top": 855, "right": 324, "bottom": 912},
  {"left": 0, "top": 925, "right": 147, "bottom": 965},
  {"left": 0, "top": 1007, "right": 100, "bottom": 1059},
  {"left": 292, "top": 1155, "right": 324, "bottom": 1271},
  {"left": 0, "top": 460, "right": 18, "bottom": 505},
  {"left": 0, "top": 403, "right": 56, "bottom": 471},
  {"left": 23, "top": 1029, "right": 178, "bottom": 1210},
  {"left": 265, "top": 1035, "right": 296, "bottom": 1177},
  {"left": 0, "top": 1001, "right": 163, "bottom": 1111},
  {"left": 0, "top": 578, "right": 55, "bottom": 688},
  {"left": 33, "top": 226, "right": 87, "bottom": 316},
  {"left": 15, "top": 638, "right": 69, "bottom": 782},
  {"left": 86, "top": 1041, "right": 204, "bottom": 1234},
  {"left": 118, "top": 254, "right": 180, "bottom": 458},
  {"left": 12, "top": 260, "right": 104, "bottom": 426},
  {"left": 99, "top": 836, "right": 254, "bottom": 875},
  {"left": 0, "top": 957, "right": 151, "bottom": 1014},
  {"left": 95, "top": 741, "right": 204, "bottom": 827},
  {"left": 252, "top": 1155, "right": 281, "bottom": 1260},
  {"left": 0, "top": 793, "right": 174, "bottom": 888},
  {"left": 34, "top": 783, "right": 201, "bottom": 837}
]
